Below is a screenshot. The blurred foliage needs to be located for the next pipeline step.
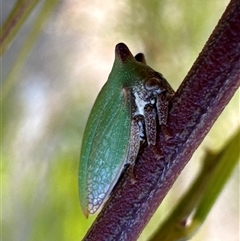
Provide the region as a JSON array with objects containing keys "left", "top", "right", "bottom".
[
  {"left": 2, "top": 0, "right": 238, "bottom": 241},
  {"left": 1, "top": 0, "right": 39, "bottom": 56},
  {"left": 2, "top": 0, "right": 59, "bottom": 99}
]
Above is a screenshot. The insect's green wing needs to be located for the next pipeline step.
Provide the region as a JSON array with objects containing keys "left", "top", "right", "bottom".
[
  {"left": 78, "top": 43, "right": 159, "bottom": 217},
  {"left": 79, "top": 75, "right": 131, "bottom": 217}
]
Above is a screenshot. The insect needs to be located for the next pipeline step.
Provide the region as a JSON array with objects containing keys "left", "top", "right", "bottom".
[{"left": 78, "top": 43, "right": 174, "bottom": 217}]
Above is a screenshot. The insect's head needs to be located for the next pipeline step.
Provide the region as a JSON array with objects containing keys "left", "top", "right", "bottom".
[{"left": 113, "top": 43, "right": 174, "bottom": 97}]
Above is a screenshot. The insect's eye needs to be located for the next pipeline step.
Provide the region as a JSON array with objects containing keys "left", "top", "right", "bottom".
[{"left": 144, "top": 77, "right": 162, "bottom": 91}]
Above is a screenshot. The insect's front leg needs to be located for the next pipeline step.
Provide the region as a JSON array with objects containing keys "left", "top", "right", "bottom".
[
  {"left": 144, "top": 104, "right": 157, "bottom": 146},
  {"left": 157, "top": 93, "right": 174, "bottom": 138},
  {"left": 127, "top": 116, "right": 144, "bottom": 179},
  {"left": 157, "top": 94, "right": 169, "bottom": 125}
]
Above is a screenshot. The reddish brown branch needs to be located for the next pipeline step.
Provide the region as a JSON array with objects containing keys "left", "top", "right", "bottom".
[{"left": 83, "top": 0, "right": 240, "bottom": 240}]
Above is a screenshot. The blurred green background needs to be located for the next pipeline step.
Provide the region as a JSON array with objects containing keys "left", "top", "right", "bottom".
[{"left": 2, "top": 0, "right": 239, "bottom": 240}]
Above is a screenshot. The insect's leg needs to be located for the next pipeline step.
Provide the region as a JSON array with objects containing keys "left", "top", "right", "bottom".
[
  {"left": 157, "top": 94, "right": 169, "bottom": 125},
  {"left": 127, "top": 117, "right": 144, "bottom": 179},
  {"left": 157, "top": 94, "right": 173, "bottom": 139},
  {"left": 128, "top": 118, "right": 141, "bottom": 166},
  {"left": 144, "top": 104, "right": 157, "bottom": 146}
]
